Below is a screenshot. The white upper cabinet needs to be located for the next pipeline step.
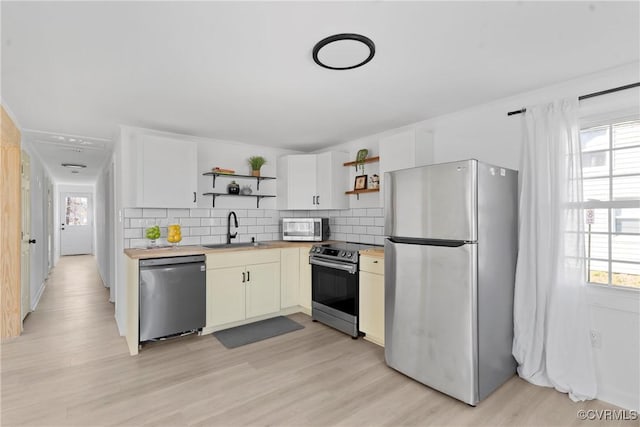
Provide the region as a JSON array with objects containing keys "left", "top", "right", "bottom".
[
  {"left": 277, "top": 151, "right": 348, "bottom": 210},
  {"left": 121, "top": 127, "right": 198, "bottom": 208}
]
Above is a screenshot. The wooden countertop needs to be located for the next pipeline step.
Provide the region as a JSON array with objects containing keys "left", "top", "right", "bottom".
[
  {"left": 359, "top": 248, "right": 384, "bottom": 258},
  {"left": 124, "top": 241, "right": 332, "bottom": 259}
]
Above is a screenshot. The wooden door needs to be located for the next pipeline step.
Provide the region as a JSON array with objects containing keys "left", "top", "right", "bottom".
[
  {"left": 245, "top": 262, "right": 280, "bottom": 319},
  {"left": 20, "top": 150, "right": 31, "bottom": 321},
  {"left": 208, "top": 266, "right": 246, "bottom": 326}
]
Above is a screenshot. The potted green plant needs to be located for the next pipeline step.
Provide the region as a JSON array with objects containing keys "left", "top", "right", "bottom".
[{"left": 248, "top": 156, "right": 267, "bottom": 177}]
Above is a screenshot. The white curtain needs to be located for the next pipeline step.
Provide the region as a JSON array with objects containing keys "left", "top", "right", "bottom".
[{"left": 513, "top": 98, "right": 597, "bottom": 401}]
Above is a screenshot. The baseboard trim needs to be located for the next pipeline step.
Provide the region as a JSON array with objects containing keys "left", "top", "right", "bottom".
[
  {"left": 597, "top": 387, "right": 640, "bottom": 412},
  {"left": 30, "top": 280, "right": 47, "bottom": 311}
]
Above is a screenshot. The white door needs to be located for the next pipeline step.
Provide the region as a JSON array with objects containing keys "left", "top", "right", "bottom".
[
  {"left": 245, "top": 262, "right": 280, "bottom": 318},
  {"left": 21, "top": 151, "right": 31, "bottom": 321},
  {"left": 60, "top": 192, "right": 93, "bottom": 256}
]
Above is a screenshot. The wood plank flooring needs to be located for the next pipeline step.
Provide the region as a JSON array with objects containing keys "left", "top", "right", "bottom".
[{"left": 1, "top": 255, "right": 633, "bottom": 426}]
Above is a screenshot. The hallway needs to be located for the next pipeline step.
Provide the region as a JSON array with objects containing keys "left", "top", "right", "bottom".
[
  {"left": 1, "top": 255, "right": 127, "bottom": 425},
  {"left": 1, "top": 256, "right": 627, "bottom": 427}
]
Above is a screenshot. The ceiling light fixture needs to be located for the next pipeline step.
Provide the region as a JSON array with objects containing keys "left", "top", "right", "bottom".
[
  {"left": 312, "top": 33, "right": 375, "bottom": 70},
  {"left": 61, "top": 163, "right": 87, "bottom": 169}
]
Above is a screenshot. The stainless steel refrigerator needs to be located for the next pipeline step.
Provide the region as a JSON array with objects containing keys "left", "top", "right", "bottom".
[{"left": 384, "top": 159, "right": 518, "bottom": 406}]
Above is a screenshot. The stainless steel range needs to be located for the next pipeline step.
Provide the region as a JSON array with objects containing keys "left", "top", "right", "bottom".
[{"left": 309, "top": 242, "right": 377, "bottom": 338}]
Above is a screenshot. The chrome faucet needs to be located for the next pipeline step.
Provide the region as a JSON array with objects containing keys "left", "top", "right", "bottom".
[{"left": 227, "top": 211, "right": 238, "bottom": 244}]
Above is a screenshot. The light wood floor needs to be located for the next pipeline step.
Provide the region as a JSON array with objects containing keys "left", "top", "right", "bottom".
[{"left": 1, "top": 255, "right": 632, "bottom": 427}]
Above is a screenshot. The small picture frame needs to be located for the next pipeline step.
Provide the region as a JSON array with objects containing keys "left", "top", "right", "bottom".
[{"left": 354, "top": 175, "right": 368, "bottom": 191}]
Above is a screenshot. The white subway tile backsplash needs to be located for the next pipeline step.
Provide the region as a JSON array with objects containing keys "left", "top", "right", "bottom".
[
  {"left": 352, "top": 226, "right": 367, "bottom": 234},
  {"left": 123, "top": 207, "right": 384, "bottom": 248},
  {"left": 367, "top": 226, "right": 383, "bottom": 235},
  {"left": 359, "top": 235, "right": 374, "bottom": 244},
  {"left": 124, "top": 208, "right": 142, "bottom": 217},
  {"left": 143, "top": 208, "right": 167, "bottom": 218},
  {"left": 180, "top": 236, "right": 201, "bottom": 245},
  {"left": 190, "top": 227, "right": 211, "bottom": 236},
  {"left": 179, "top": 218, "right": 201, "bottom": 227},
  {"left": 130, "top": 218, "right": 146, "bottom": 228},
  {"left": 168, "top": 208, "right": 190, "bottom": 218},
  {"left": 124, "top": 228, "right": 142, "bottom": 239},
  {"left": 190, "top": 209, "right": 211, "bottom": 218},
  {"left": 200, "top": 218, "right": 218, "bottom": 226},
  {"left": 247, "top": 225, "right": 264, "bottom": 234},
  {"left": 211, "top": 209, "right": 230, "bottom": 217},
  {"left": 242, "top": 217, "right": 257, "bottom": 226},
  {"left": 333, "top": 217, "right": 347, "bottom": 225},
  {"left": 359, "top": 217, "right": 374, "bottom": 226}
]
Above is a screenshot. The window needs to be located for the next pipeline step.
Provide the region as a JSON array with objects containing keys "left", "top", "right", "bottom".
[
  {"left": 64, "top": 196, "right": 88, "bottom": 226},
  {"left": 580, "top": 118, "right": 640, "bottom": 289}
]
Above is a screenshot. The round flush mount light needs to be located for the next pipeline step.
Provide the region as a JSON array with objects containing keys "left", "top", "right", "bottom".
[
  {"left": 313, "top": 33, "right": 375, "bottom": 70},
  {"left": 61, "top": 163, "right": 87, "bottom": 169}
]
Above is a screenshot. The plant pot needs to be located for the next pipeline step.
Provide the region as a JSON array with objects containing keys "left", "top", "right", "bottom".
[{"left": 251, "top": 169, "right": 260, "bottom": 177}]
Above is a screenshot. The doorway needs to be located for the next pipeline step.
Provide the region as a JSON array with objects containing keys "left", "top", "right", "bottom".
[
  {"left": 21, "top": 150, "right": 31, "bottom": 321},
  {"left": 60, "top": 192, "right": 93, "bottom": 256}
]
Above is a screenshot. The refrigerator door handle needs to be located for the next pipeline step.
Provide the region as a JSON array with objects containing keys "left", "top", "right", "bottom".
[{"left": 387, "top": 236, "right": 471, "bottom": 247}]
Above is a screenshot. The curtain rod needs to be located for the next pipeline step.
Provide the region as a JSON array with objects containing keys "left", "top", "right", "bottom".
[{"left": 506, "top": 82, "right": 640, "bottom": 116}]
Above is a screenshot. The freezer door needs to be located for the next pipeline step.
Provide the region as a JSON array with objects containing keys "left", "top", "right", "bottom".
[
  {"left": 384, "top": 160, "right": 477, "bottom": 241},
  {"left": 384, "top": 238, "right": 478, "bottom": 405}
]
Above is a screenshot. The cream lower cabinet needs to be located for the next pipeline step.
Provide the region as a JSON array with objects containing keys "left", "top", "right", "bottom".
[
  {"left": 206, "top": 249, "right": 280, "bottom": 328},
  {"left": 299, "top": 248, "right": 312, "bottom": 312},
  {"left": 359, "top": 255, "right": 384, "bottom": 346},
  {"left": 280, "top": 247, "right": 300, "bottom": 309}
]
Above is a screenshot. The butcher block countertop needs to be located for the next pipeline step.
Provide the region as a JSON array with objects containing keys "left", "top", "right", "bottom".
[
  {"left": 124, "top": 241, "right": 330, "bottom": 259},
  {"left": 359, "top": 248, "right": 384, "bottom": 258}
]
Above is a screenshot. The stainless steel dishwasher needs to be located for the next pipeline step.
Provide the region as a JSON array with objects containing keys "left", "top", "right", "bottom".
[{"left": 139, "top": 255, "right": 206, "bottom": 342}]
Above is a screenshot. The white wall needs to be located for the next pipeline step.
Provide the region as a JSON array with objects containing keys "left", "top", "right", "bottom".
[
  {"left": 324, "top": 61, "right": 640, "bottom": 410},
  {"left": 95, "top": 159, "right": 115, "bottom": 301},
  {"left": 22, "top": 142, "right": 53, "bottom": 310}
]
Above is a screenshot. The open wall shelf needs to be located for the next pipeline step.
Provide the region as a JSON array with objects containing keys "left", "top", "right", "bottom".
[
  {"left": 343, "top": 156, "right": 380, "bottom": 170},
  {"left": 345, "top": 188, "right": 380, "bottom": 200},
  {"left": 202, "top": 193, "right": 276, "bottom": 208},
  {"left": 203, "top": 172, "right": 276, "bottom": 190}
]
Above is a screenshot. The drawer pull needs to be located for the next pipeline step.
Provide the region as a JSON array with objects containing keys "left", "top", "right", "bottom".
[{"left": 373, "top": 260, "right": 378, "bottom": 263}]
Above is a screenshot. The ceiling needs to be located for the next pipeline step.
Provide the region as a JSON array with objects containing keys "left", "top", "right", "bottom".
[{"left": 2, "top": 1, "right": 639, "bottom": 182}]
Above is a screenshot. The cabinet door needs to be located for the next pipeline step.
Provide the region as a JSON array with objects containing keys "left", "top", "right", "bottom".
[
  {"left": 280, "top": 248, "right": 300, "bottom": 308},
  {"left": 359, "top": 271, "right": 385, "bottom": 346},
  {"left": 288, "top": 155, "right": 317, "bottom": 210},
  {"left": 208, "top": 266, "right": 246, "bottom": 326},
  {"left": 299, "top": 249, "right": 312, "bottom": 311},
  {"left": 315, "top": 151, "right": 348, "bottom": 210},
  {"left": 245, "top": 262, "right": 280, "bottom": 318},
  {"left": 140, "top": 135, "right": 197, "bottom": 208}
]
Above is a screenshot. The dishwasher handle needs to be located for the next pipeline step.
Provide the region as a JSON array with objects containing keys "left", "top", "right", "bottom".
[{"left": 139, "top": 255, "right": 205, "bottom": 267}]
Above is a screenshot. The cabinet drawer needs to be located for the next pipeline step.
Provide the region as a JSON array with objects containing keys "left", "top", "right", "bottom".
[
  {"left": 360, "top": 255, "right": 384, "bottom": 275},
  {"left": 206, "top": 249, "right": 280, "bottom": 269}
]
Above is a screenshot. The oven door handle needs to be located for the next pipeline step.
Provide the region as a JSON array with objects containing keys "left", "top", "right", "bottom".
[{"left": 309, "top": 257, "right": 358, "bottom": 274}]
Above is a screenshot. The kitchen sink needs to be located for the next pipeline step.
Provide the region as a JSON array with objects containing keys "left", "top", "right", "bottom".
[{"left": 201, "top": 242, "right": 269, "bottom": 249}]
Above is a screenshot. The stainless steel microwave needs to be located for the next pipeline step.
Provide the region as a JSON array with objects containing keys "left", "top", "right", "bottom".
[{"left": 282, "top": 218, "right": 330, "bottom": 241}]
